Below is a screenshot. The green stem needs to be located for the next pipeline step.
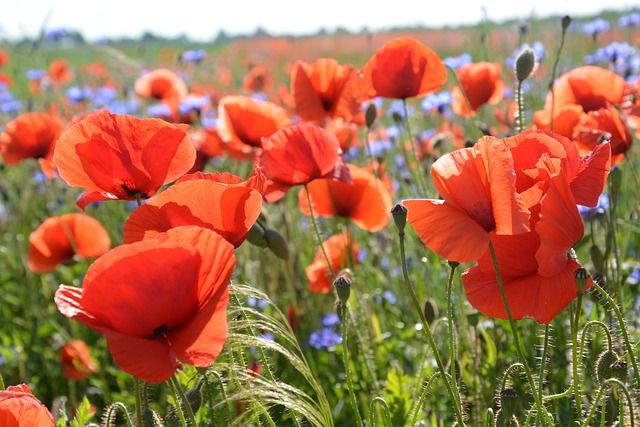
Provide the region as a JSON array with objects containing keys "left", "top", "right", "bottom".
[
  {"left": 517, "top": 80, "right": 525, "bottom": 133},
  {"left": 134, "top": 378, "right": 143, "bottom": 427},
  {"left": 304, "top": 183, "right": 335, "bottom": 280},
  {"left": 402, "top": 98, "right": 428, "bottom": 194},
  {"left": 206, "top": 371, "right": 233, "bottom": 426},
  {"left": 398, "top": 228, "right": 465, "bottom": 424},
  {"left": 169, "top": 375, "right": 199, "bottom": 427},
  {"left": 488, "top": 241, "right": 547, "bottom": 424},
  {"left": 591, "top": 282, "right": 640, "bottom": 390},
  {"left": 369, "top": 397, "right": 393, "bottom": 427},
  {"left": 446, "top": 264, "right": 463, "bottom": 414},
  {"left": 583, "top": 378, "right": 635, "bottom": 427},
  {"left": 104, "top": 402, "right": 134, "bottom": 427},
  {"left": 571, "top": 292, "right": 584, "bottom": 419},
  {"left": 549, "top": 20, "right": 569, "bottom": 132},
  {"left": 536, "top": 324, "right": 551, "bottom": 427},
  {"left": 340, "top": 304, "right": 365, "bottom": 427}
]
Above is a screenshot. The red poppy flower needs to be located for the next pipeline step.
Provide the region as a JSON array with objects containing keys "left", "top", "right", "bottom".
[
  {"left": 28, "top": 213, "right": 111, "bottom": 273},
  {"left": 55, "top": 226, "right": 235, "bottom": 383},
  {"left": 306, "top": 233, "right": 358, "bottom": 293},
  {"left": 291, "top": 58, "right": 363, "bottom": 123},
  {"left": 0, "top": 384, "right": 55, "bottom": 426},
  {"left": 124, "top": 167, "right": 264, "bottom": 248},
  {"left": 462, "top": 142, "right": 609, "bottom": 323},
  {"left": 359, "top": 37, "right": 447, "bottom": 99},
  {"left": 0, "top": 112, "right": 64, "bottom": 178},
  {"left": 134, "top": 68, "right": 188, "bottom": 103},
  {"left": 260, "top": 122, "right": 350, "bottom": 202},
  {"left": 404, "top": 136, "right": 531, "bottom": 263},
  {"left": 0, "top": 49, "right": 9, "bottom": 67},
  {"left": 187, "top": 127, "right": 224, "bottom": 173},
  {"left": 48, "top": 59, "right": 73, "bottom": 85},
  {"left": 242, "top": 64, "right": 272, "bottom": 93},
  {"left": 573, "top": 106, "right": 633, "bottom": 164},
  {"left": 217, "top": 95, "right": 291, "bottom": 160},
  {"left": 53, "top": 112, "right": 196, "bottom": 210},
  {"left": 325, "top": 119, "right": 360, "bottom": 153},
  {"left": 451, "top": 62, "right": 504, "bottom": 117},
  {"left": 299, "top": 163, "right": 392, "bottom": 232},
  {"left": 60, "top": 339, "right": 99, "bottom": 380}
]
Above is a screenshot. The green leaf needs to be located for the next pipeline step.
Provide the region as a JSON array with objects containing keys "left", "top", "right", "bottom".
[
  {"left": 383, "top": 368, "right": 413, "bottom": 426},
  {"left": 70, "top": 396, "right": 95, "bottom": 427}
]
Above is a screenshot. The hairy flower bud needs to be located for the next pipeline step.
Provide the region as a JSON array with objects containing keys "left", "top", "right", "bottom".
[
  {"left": 515, "top": 48, "right": 536, "bottom": 82},
  {"left": 246, "top": 223, "right": 268, "bottom": 248},
  {"left": 333, "top": 275, "right": 352, "bottom": 303},
  {"left": 574, "top": 267, "right": 590, "bottom": 294},
  {"left": 391, "top": 203, "right": 408, "bottom": 233},
  {"left": 595, "top": 351, "right": 621, "bottom": 384},
  {"left": 264, "top": 229, "right": 289, "bottom": 260},
  {"left": 365, "top": 102, "right": 378, "bottom": 128}
]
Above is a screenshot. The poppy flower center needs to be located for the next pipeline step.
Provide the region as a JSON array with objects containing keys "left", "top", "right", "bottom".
[
  {"left": 115, "top": 179, "right": 147, "bottom": 198},
  {"left": 152, "top": 324, "right": 169, "bottom": 338}
]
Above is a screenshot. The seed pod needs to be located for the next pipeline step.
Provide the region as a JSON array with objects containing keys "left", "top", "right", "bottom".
[{"left": 515, "top": 48, "right": 536, "bottom": 82}]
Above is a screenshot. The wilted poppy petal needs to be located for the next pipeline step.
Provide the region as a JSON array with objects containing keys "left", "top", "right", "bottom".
[{"left": 404, "top": 199, "right": 490, "bottom": 263}]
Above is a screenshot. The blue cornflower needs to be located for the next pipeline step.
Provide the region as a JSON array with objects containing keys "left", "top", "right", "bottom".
[
  {"left": 322, "top": 313, "right": 340, "bottom": 328},
  {"left": 66, "top": 86, "right": 93, "bottom": 105},
  {"left": 443, "top": 53, "right": 472, "bottom": 71},
  {"left": 26, "top": 69, "right": 46, "bottom": 81},
  {"left": 628, "top": 268, "right": 640, "bottom": 285},
  {"left": 309, "top": 328, "right": 342, "bottom": 349},
  {"left": 178, "top": 95, "right": 210, "bottom": 115},
  {"left": 147, "top": 103, "right": 173, "bottom": 118},
  {"left": 93, "top": 86, "right": 118, "bottom": 106},
  {"left": 107, "top": 100, "right": 139, "bottom": 115},
  {"left": 581, "top": 19, "right": 610, "bottom": 37},
  {"left": 368, "top": 138, "right": 393, "bottom": 157},
  {"left": 619, "top": 12, "right": 640, "bottom": 27},
  {"left": 182, "top": 49, "right": 207, "bottom": 63},
  {"left": 421, "top": 91, "right": 451, "bottom": 113},
  {"left": 506, "top": 42, "right": 545, "bottom": 70},
  {"left": 200, "top": 109, "right": 218, "bottom": 128},
  {"left": 46, "top": 27, "right": 67, "bottom": 41},
  {"left": 387, "top": 99, "right": 413, "bottom": 122},
  {"left": 577, "top": 193, "right": 609, "bottom": 218},
  {"left": 1, "top": 100, "right": 22, "bottom": 113}
]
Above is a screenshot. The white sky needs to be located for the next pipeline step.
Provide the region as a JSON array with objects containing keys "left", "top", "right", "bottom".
[{"left": 3, "top": 0, "right": 640, "bottom": 41}]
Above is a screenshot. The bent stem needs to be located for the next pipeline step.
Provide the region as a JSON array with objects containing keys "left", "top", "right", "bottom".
[
  {"left": 397, "top": 226, "right": 466, "bottom": 424},
  {"left": 488, "top": 241, "right": 547, "bottom": 425},
  {"left": 340, "top": 303, "right": 365, "bottom": 427},
  {"left": 303, "top": 183, "right": 335, "bottom": 280},
  {"left": 369, "top": 397, "right": 393, "bottom": 427}
]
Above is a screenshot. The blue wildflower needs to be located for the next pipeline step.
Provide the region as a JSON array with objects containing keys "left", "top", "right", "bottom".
[
  {"left": 581, "top": 19, "right": 610, "bottom": 37},
  {"left": 178, "top": 95, "right": 210, "bottom": 115},
  {"left": 421, "top": 91, "right": 451, "bottom": 113},
  {"left": 387, "top": 99, "right": 413, "bottom": 122},
  {"left": 577, "top": 193, "right": 609, "bottom": 218},
  {"left": 46, "top": 27, "right": 68, "bottom": 41},
  {"left": 66, "top": 86, "right": 93, "bottom": 105},
  {"left": 93, "top": 86, "right": 118, "bottom": 106},
  {"left": 147, "top": 103, "right": 173, "bottom": 118},
  {"left": 182, "top": 49, "right": 207, "bottom": 63},
  {"left": 322, "top": 313, "right": 340, "bottom": 328},
  {"left": 619, "top": 13, "right": 640, "bottom": 27},
  {"left": 443, "top": 53, "right": 472, "bottom": 71},
  {"left": 309, "top": 328, "right": 342, "bottom": 349},
  {"left": 26, "top": 69, "right": 46, "bottom": 81}
]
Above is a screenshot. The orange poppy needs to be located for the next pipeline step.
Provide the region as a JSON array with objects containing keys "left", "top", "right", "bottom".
[
  {"left": 261, "top": 123, "right": 350, "bottom": 202},
  {"left": 403, "top": 136, "right": 531, "bottom": 263},
  {"left": 299, "top": 163, "right": 393, "bottom": 232},
  {"left": 59, "top": 339, "right": 99, "bottom": 380},
  {"left": 306, "top": 233, "right": 358, "bottom": 294},
  {"left": 28, "top": 213, "right": 111, "bottom": 273},
  {"left": 55, "top": 226, "right": 235, "bottom": 383},
  {"left": 325, "top": 119, "right": 360, "bottom": 153},
  {"left": 573, "top": 105, "right": 633, "bottom": 164},
  {"left": 48, "top": 59, "right": 73, "bottom": 85},
  {"left": 291, "top": 58, "right": 363, "bottom": 123},
  {"left": 451, "top": 62, "right": 504, "bottom": 117},
  {"left": 53, "top": 112, "right": 196, "bottom": 210},
  {"left": 134, "top": 68, "right": 188, "bottom": 102},
  {"left": 0, "top": 384, "right": 55, "bottom": 426},
  {"left": 186, "top": 127, "right": 224, "bottom": 173},
  {"left": 242, "top": 64, "right": 271, "bottom": 93},
  {"left": 0, "top": 112, "right": 65, "bottom": 178},
  {"left": 462, "top": 133, "right": 611, "bottom": 323},
  {"left": 123, "top": 167, "right": 264, "bottom": 248},
  {"left": 0, "top": 72, "right": 12, "bottom": 88},
  {"left": 217, "top": 95, "right": 291, "bottom": 160},
  {"left": 0, "top": 49, "right": 9, "bottom": 67},
  {"left": 359, "top": 37, "right": 447, "bottom": 99}
]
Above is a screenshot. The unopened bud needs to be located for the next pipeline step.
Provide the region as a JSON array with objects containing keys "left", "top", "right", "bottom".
[
  {"left": 562, "top": 15, "right": 572, "bottom": 31},
  {"left": 333, "top": 275, "right": 351, "bottom": 303},
  {"left": 264, "top": 229, "right": 289, "bottom": 260},
  {"left": 595, "top": 350, "right": 620, "bottom": 384},
  {"left": 140, "top": 408, "right": 165, "bottom": 427},
  {"left": 246, "top": 223, "right": 268, "bottom": 248},
  {"left": 365, "top": 102, "right": 377, "bottom": 128},
  {"left": 515, "top": 48, "right": 536, "bottom": 82},
  {"left": 574, "top": 267, "right": 590, "bottom": 294},
  {"left": 590, "top": 245, "right": 604, "bottom": 272},
  {"left": 391, "top": 203, "right": 408, "bottom": 232},
  {"left": 423, "top": 299, "right": 438, "bottom": 325},
  {"left": 609, "top": 166, "right": 622, "bottom": 198},
  {"left": 610, "top": 360, "right": 628, "bottom": 382},
  {"left": 499, "top": 388, "right": 519, "bottom": 419}
]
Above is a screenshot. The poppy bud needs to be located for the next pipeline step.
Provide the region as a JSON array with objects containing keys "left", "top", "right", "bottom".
[
  {"left": 333, "top": 275, "right": 351, "bottom": 303},
  {"left": 423, "top": 299, "right": 438, "bottom": 325},
  {"left": 574, "top": 267, "right": 589, "bottom": 294},
  {"left": 391, "top": 203, "right": 408, "bottom": 233},
  {"left": 590, "top": 244, "right": 604, "bottom": 273},
  {"left": 365, "top": 102, "right": 377, "bottom": 128},
  {"left": 595, "top": 351, "right": 624, "bottom": 384},
  {"left": 494, "top": 410, "right": 519, "bottom": 427},
  {"left": 609, "top": 166, "right": 622, "bottom": 199},
  {"left": 264, "top": 229, "right": 289, "bottom": 260},
  {"left": 140, "top": 408, "right": 165, "bottom": 427},
  {"left": 246, "top": 223, "right": 268, "bottom": 248},
  {"left": 561, "top": 15, "right": 572, "bottom": 31},
  {"left": 499, "top": 388, "right": 519, "bottom": 420},
  {"left": 515, "top": 48, "right": 536, "bottom": 82}
]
